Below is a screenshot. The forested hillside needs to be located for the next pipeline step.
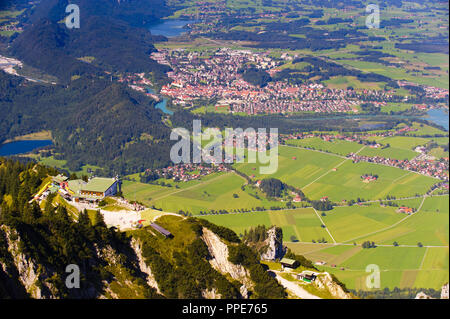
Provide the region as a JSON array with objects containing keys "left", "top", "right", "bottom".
[
  {"left": 0, "top": 72, "right": 173, "bottom": 174},
  {"left": 25, "top": 0, "right": 171, "bottom": 27},
  {"left": 10, "top": 17, "right": 170, "bottom": 83},
  {"left": 0, "top": 158, "right": 288, "bottom": 299},
  {"left": 9, "top": 0, "right": 172, "bottom": 83}
]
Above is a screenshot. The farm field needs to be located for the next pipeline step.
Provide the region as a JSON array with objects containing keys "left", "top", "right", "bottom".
[
  {"left": 235, "top": 145, "right": 345, "bottom": 188},
  {"left": 299, "top": 158, "right": 437, "bottom": 202},
  {"left": 323, "top": 76, "right": 385, "bottom": 90},
  {"left": 124, "top": 172, "right": 287, "bottom": 214},
  {"left": 200, "top": 207, "right": 333, "bottom": 243},
  {"left": 122, "top": 172, "right": 229, "bottom": 204},
  {"left": 353, "top": 195, "right": 449, "bottom": 246},
  {"left": 202, "top": 195, "right": 448, "bottom": 290},
  {"left": 285, "top": 137, "right": 363, "bottom": 156},
  {"left": 358, "top": 136, "right": 429, "bottom": 160},
  {"left": 233, "top": 145, "right": 437, "bottom": 202},
  {"left": 320, "top": 204, "right": 406, "bottom": 243},
  {"left": 305, "top": 246, "right": 449, "bottom": 290},
  {"left": 337, "top": 59, "right": 449, "bottom": 89}
]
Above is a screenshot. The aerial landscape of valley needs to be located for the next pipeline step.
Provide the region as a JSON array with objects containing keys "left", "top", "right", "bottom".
[{"left": 0, "top": 0, "right": 448, "bottom": 305}]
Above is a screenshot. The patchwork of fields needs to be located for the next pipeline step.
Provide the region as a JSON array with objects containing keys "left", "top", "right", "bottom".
[
  {"left": 122, "top": 138, "right": 448, "bottom": 291},
  {"left": 235, "top": 145, "right": 438, "bottom": 202},
  {"left": 202, "top": 195, "right": 449, "bottom": 290},
  {"left": 123, "top": 171, "right": 288, "bottom": 214}
]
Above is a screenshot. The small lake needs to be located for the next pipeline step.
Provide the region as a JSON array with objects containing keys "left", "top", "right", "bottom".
[
  {"left": 148, "top": 19, "right": 197, "bottom": 38},
  {"left": 424, "top": 108, "right": 449, "bottom": 131},
  {"left": 155, "top": 99, "right": 173, "bottom": 115},
  {"left": 147, "top": 87, "right": 173, "bottom": 115},
  {"left": 0, "top": 140, "right": 53, "bottom": 156}
]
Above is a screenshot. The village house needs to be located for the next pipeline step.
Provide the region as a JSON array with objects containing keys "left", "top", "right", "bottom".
[{"left": 397, "top": 206, "right": 413, "bottom": 214}]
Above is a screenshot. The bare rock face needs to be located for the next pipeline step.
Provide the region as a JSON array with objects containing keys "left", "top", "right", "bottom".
[
  {"left": 261, "top": 227, "right": 285, "bottom": 261},
  {"left": 315, "top": 272, "right": 352, "bottom": 299},
  {"left": 1, "top": 225, "right": 55, "bottom": 298},
  {"left": 201, "top": 227, "right": 252, "bottom": 291},
  {"left": 130, "top": 239, "right": 161, "bottom": 294},
  {"left": 202, "top": 288, "right": 221, "bottom": 299},
  {"left": 441, "top": 283, "right": 449, "bottom": 299},
  {"left": 415, "top": 291, "right": 433, "bottom": 299},
  {"left": 240, "top": 284, "right": 249, "bottom": 299}
]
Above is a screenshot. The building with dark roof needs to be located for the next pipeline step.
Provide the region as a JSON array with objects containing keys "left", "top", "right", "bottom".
[
  {"left": 280, "top": 258, "right": 299, "bottom": 269},
  {"left": 150, "top": 223, "right": 173, "bottom": 238}
]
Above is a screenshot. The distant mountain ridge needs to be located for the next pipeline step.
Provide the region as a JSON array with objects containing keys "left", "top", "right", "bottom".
[
  {"left": 26, "top": 0, "right": 171, "bottom": 27},
  {"left": 10, "top": 0, "right": 171, "bottom": 83}
]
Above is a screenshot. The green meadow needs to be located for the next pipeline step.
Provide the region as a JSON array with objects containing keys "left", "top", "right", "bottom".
[
  {"left": 321, "top": 204, "right": 405, "bottom": 243},
  {"left": 358, "top": 136, "right": 429, "bottom": 160},
  {"left": 324, "top": 76, "right": 385, "bottom": 90},
  {"left": 233, "top": 145, "right": 437, "bottom": 202},
  {"left": 234, "top": 145, "right": 344, "bottom": 188},
  {"left": 123, "top": 172, "right": 287, "bottom": 214},
  {"left": 288, "top": 243, "right": 448, "bottom": 290},
  {"left": 200, "top": 207, "right": 333, "bottom": 243},
  {"left": 286, "top": 137, "right": 363, "bottom": 156},
  {"left": 354, "top": 196, "right": 449, "bottom": 246},
  {"left": 406, "top": 122, "right": 449, "bottom": 136},
  {"left": 201, "top": 194, "right": 448, "bottom": 290},
  {"left": 338, "top": 59, "right": 449, "bottom": 89}
]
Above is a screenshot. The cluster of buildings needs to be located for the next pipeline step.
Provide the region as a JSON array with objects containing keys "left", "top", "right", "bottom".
[
  {"left": 125, "top": 49, "right": 447, "bottom": 117},
  {"left": 398, "top": 81, "right": 449, "bottom": 100},
  {"left": 34, "top": 174, "right": 119, "bottom": 204},
  {"left": 117, "top": 73, "right": 159, "bottom": 99},
  {"left": 143, "top": 163, "right": 230, "bottom": 183},
  {"left": 281, "top": 124, "right": 421, "bottom": 147},
  {"left": 151, "top": 48, "right": 397, "bottom": 114},
  {"left": 347, "top": 153, "right": 449, "bottom": 181},
  {"left": 361, "top": 174, "right": 378, "bottom": 183},
  {"left": 397, "top": 206, "right": 414, "bottom": 214}
]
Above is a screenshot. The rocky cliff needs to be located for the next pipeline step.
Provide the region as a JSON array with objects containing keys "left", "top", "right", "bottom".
[
  {"left": 260, "top": 226, "right": 286, "bottom": 261},
  {"left": 315, "top": 272, "right": 353, "bottom": 299},
  {"left": 0, "top": 225, "right": 56, "bottom": 299},
  {"left": 201, "top": 227, "right": 252, "bottom": 296},
  {"left": 130, "top": 239, "right": 161, "bottom": 294},
  {"left": 441, "top": 283, "right": 449, "bottom": 299}
]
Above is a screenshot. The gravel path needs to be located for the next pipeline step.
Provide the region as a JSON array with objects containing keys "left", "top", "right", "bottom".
[{"left": 273, "top": 271, "right": 321, "bottom": 299}]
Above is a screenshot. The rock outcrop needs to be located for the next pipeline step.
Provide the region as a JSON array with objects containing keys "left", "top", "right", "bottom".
[
  {"left": 202, "top": 288, "right": 221, "bottom": 299},
  {"left": 201, "top": 227, "right": 252, "bottom": 290},
  {"left": 1, "top": 225, "right": 56, "bottom": 298},
  {"left": 415, "top": 291, "right": 433, "bottom": 299},
  {"left": 130, "top": 239, "right": 161, "bottom": 294},
  {"left": 315, "top": 272, "right": 352, "bottom": 299},
  {"left": 441, "top": 283, "right": 449, "bottom": 299},
  {"left": 260, "top": 226, "right": 286, "bottom": 261}
]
